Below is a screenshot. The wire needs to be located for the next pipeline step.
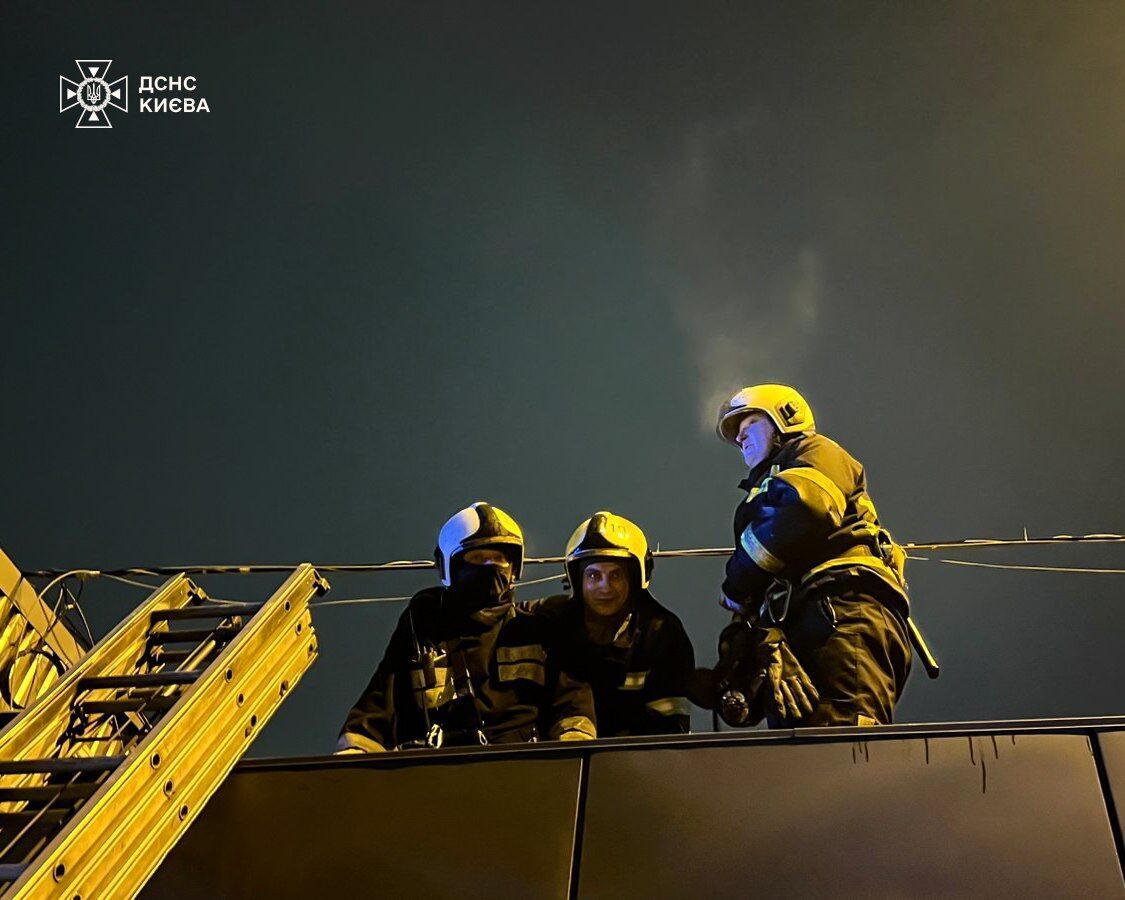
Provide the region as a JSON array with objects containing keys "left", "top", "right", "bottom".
[
  {"left": 34, "top": 570, "right": 94, "bottom": 648},
  {"left": 309, "top": 574, "right": 566, "bottom": 611},
  {"left": 23, "top": 532, "right": 1125, "bottom": 579},
  {"left": 515, "top": 573, "right": 566, "bottom": 588},
  {"left": 310, "top": 595, "right": 413, "bottom": 609},
  {"left": 924, "top": 558, "right": 1125, "bottom": 575},
  {"left": 99, "top": 573, "right": 164, "bottom": 591},
  {"left": 61, "top": 584, "right": 95, "bottom": 648},
  {"left": 16, "top": 534, "right": 1123, "bottom": 619}
]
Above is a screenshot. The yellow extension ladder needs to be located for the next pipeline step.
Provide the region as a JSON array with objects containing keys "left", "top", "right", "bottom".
[
  {"left": 0, "top": 563, "right": 327, "bottom": 898},
  {"left": 0, "top": 550, "right": 87, "bottom": 719}
]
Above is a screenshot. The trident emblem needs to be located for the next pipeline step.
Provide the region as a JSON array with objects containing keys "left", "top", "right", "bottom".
[{"left": 60, "top": 60, "right": 128, "bottom": 128}]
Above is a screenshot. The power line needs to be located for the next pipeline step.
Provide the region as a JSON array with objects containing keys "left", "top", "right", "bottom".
[
  {"left": 21, "top": 532, "right": 1125, "bottom": 580},
  {"left": 918, "top": 558, "right": 1125, "bottom": 575}
]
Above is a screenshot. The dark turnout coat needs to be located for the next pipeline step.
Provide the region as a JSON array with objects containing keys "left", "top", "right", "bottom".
[
  {"left": 722, "top": 431, "right": 913, "bottom": 726},
  {"left": 527, "top": 591, "right": 695, "bottom": 737},
  {"left": 339, "top": 587, "right": 596, "bottom": 751}
]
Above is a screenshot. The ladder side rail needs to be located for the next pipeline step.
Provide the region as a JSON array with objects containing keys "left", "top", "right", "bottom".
[
  {"left": 0, "top": 576, "right": 195, "bottom": 767},
  {"left": 8, "top": 564, "right": 326, "bottom": 899},
  {"left": 0, "top": 551, "right": 84, "bottom": 671}
]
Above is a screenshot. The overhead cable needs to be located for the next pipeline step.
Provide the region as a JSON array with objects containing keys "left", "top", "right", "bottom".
[{"left": 22, "top": 532, "right": 1125, "bottom": 580}]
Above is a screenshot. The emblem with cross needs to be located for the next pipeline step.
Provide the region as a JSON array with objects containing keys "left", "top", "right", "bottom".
[{"left": 59, "top": 60, "right": 128, "bottom": 128}]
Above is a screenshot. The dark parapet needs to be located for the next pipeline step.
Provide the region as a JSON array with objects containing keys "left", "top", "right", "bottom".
[{"left": 146, "top": 717, "right": 1125, "bottom": 898}]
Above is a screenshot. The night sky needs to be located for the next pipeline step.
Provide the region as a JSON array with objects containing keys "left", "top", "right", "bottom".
[{"left": 4, "top": 3, "right": 1123, "bottom": 756}]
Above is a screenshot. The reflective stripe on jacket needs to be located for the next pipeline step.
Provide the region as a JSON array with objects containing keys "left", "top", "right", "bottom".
[
  {"left": 526, "top": 591, "right": 695, "bottom": 737},
  {"left": 722, "top": 432, "right": 909, "bottom": 618},
  {"left": 340, "top": 586, "right": 596, "bottom": 749}
]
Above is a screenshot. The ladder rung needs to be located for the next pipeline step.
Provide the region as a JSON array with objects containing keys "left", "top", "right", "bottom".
[
  {"left": 148, "top": 626, "right": 240, "bottom": 645},
  {"left": 150, "top": 602, "right": 262, "bottom": 622},
  {"left": 151, "top": 647, "right": 198, "bottom": 663},
  {"left": 0, "top": 783, "right": 100, "bottom": 803},
  {"left": 0, "top": 809, "right": 70, "bottom": 828},
  {"left": 0, "top": 756, "right": 125, "bottom": 775},
  {"left": 77, "top": 670, "right": 201, "bottom": 691},
  {"left": 78, "top": 696, "right": 178, "bottom": 715},
  {"left": 0, "top": 864, "right": 27, "bottom": 883}
]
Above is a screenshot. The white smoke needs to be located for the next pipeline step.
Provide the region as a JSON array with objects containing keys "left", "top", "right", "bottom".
[{"left": 652, "top": 113, "right": 824, "bottom": 430}]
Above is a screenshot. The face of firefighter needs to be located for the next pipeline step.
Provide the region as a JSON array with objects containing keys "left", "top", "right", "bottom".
[
  {"left": 450, "top": 547, "right": 516, "bottom": 607},
  {"left": 581, "top": 560, "right": 631, "bottom": 619},
  {"left": 734, "top": 412, "right": 777, "bottom": 470},
  {"left": 461, "top": 548, "right": 513, "bottom": 569}
]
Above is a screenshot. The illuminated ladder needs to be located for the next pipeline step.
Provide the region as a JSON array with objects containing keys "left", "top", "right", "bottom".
[
  {"left": 0, "top": 563, "right": 327, "bottom": 898},
  {"left": 0, "top": 550, "right": 87, "bottom": 721}
]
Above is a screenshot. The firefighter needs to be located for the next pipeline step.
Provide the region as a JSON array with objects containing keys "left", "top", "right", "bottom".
[
  {"left": 711, "top": 384, "right": 912, "bottom": 728},
  {"left": 336, "top": 502, "right": 596, "bottom": 752},
  {"left": 529, "top": 512, "right": 696, "bottom": 736}
]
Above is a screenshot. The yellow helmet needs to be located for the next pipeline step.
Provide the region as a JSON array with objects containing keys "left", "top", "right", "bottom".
[
  {"left": 565, "top": 511, "right": 654, "bottom": 590},
  {"left": 716, "top": 384, "right": 815, "bottom": 445}
]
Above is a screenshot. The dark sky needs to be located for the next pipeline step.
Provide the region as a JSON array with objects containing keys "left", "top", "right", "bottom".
[{"left": 4, "top": 3, "right": 1123, "bottom": 756}]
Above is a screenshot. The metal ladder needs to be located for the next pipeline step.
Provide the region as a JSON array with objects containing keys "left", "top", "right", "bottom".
[
  {"left": 0, "top": 563, "right": 327, "bottom": 898},
  {"left": 0, "top": 550, "right": 87, "bottom": 723}
]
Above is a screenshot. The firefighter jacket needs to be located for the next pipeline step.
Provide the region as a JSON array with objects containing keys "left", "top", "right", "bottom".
[
  {"left": 722, "top": 432, "right": 910, "bottom": 619},
  {"left": 527, "top": 591, "right": 695, "bottom": 737},
  {"left": 338, "top": 587, "right": 597, "bottom": 752}
]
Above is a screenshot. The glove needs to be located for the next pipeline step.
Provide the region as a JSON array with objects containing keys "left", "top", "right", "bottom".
[
  {"left": 334, "top": 732, "right": 387, "bottom": 754},
  {"left": 762, "top": 637, "right": 819, "bottom": 722},
  {"left": 719, "top": 591, "right": 749, "bottom": 615},
  {"left": 712, "top": 619, "right": 769, "bottom": 727}
]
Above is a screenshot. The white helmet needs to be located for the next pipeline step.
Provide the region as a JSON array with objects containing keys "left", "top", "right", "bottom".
[
  {"left": 565, "top": 511, "right": 654, "bottom": 590},
  {"left": 435, "top": 502, "right": 524, "bottom": 587},
  {"left": 716, "top": 384, "right": 815, "bottom": 445}
]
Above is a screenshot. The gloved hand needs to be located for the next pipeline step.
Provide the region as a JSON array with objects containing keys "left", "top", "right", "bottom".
[
  {"left": 719, "top": 591, "right": 748, "bottom": 615},
  {"left": 761, "top": 636, "right": 819, "bottom": 722},
  {"left": 712, "top": 619, "right": 768, "bottom": 727},
  {"left": 334, "top": 732, "right": 387, "bottom": 754}
]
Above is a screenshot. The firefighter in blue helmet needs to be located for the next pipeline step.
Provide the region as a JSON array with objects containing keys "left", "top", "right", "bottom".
[
  {"left": 529, "top": 512, "right": 696, "bottom": 736},
  {"left": 337, "top": 502, "right": 596, "bottom": 752},
  {"left": 709, "top": 385, "right": 914, "bottom": 728}
]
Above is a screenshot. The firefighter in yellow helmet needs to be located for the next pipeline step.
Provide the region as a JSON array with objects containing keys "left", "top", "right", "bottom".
[
  {"left": 336, "top": 502, "right": 596, "bottom": 752},
  {"left": 709, "top": 385, "right": 913, "bottom": 728},
  {"left": 528, "top": 512, "right": 696, "bottom": 736}
]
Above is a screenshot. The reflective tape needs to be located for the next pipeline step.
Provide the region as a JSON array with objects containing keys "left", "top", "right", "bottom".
[
  {"left": 498, "top": 662, "right": 545, "bottom": 685},
  {"left": 497, "top": 644, "right": 547, "bottom": 664},
  {"left": 619, "top": 670, "right": 649, "bottom": 691},
  {"left": 740, "top": 526, "right": 785, "bottom": 574},
  {"left": 646, "top": 696, "right": 692, "bottom": 716}
]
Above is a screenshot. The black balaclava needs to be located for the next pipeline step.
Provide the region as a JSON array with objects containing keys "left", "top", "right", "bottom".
[{"left": 446, "top": 550, "right": 516, "bottom": 614}]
